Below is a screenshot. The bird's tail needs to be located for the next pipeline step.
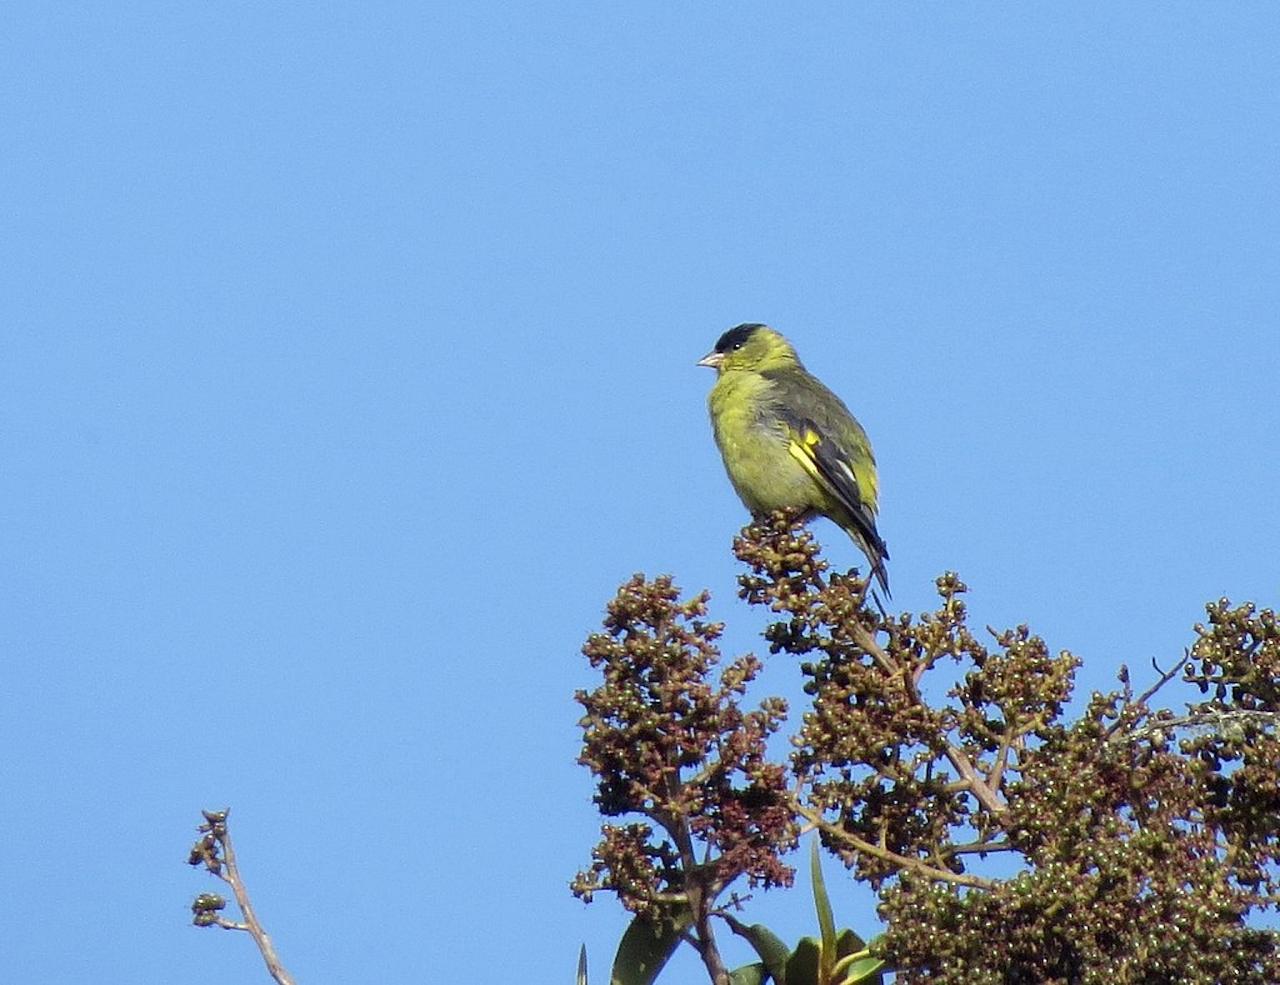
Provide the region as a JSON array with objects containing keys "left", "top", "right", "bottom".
[
  {"left": 851, "top": 527, "right": 891, "bottom": 612},
  {"left": 870, "top": 551, "right": 890, "bottom": 600}
]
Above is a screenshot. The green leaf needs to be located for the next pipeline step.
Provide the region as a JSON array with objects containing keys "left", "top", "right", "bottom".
[
  {"left": 833, "top": 929, "right": 867, "bottom": 960},
  {"left": 785, "top": 936, "right": 821, "bottom": 985},
  {"left": 730, "top": 923, "right": 792, "bottom": 984},
  {"left": 830, "top": 948, "right": 867, "bottom": 977},
  {"left": 810, "top": 839, "right": 837, "bottom": 983},
  {"left": 729, "top": 961, "right": 769, "bottom": 985},
  {"left": 831, "top": 932, "right": 885, "bottom": 985},
  {"left": 610, "top": 911, "right": 691, "bottom": 985},
  {"left": 829, "top": 931, "right": 880, "bottom": 977},
  {"left": 834, "top": 956, "right": 885, "bottom": 985}
]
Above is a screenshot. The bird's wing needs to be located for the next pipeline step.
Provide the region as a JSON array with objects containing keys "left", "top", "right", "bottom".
[
  {"left": 766, "top": 372, "right": 888, "bottom": 565},
  {"left": 783, "top": 412, "right": 892, "bottom": 604},
  {"left": 783, "top": 416, "right": 881, "bottom": 536}
]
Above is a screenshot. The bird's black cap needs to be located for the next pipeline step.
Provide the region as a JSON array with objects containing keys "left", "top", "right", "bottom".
[{"left": 714, "top": 323, "right": 766, "bottom": 353}]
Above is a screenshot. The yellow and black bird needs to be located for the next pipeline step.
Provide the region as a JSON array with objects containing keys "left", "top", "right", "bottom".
[{"left": 698, "top": 323, "right": 890, "bottom": 597}]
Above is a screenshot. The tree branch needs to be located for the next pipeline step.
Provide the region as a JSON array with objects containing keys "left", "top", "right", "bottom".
[
  {"left": 850, "top": 622, "right": 1009, "bottom": 816},
  {"left": 797, "top": 805, "right": 995, "bottom": 890},
  {"left": 188, "top": 809, "right": 297, "bottom": 985}
]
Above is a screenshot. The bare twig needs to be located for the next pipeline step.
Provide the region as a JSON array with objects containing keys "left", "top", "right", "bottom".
[
  {"left": 188, "top": 809, "right": 297, "bottom": 985},
  {"left": 1102, "top": 657, "right": 1185, "bottom": 739},
  {"left": 796, "top": 805, "right": 995, "bottom": 890},
  {"left": 662, "top": 764, "right": 731, "bottom": 985},
  {"left": 1136, "top": 655, "right": 1185, "bottom": 709},
  {"left": 850, "top": 622, "right": 1009, "bottom": 816},
  {"left": 1113, "top": 708, "right": 1280, "bottom": 743}
]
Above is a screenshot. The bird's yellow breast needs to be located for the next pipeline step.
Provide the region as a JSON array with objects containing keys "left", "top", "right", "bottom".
[{"left": 707, "top": 371, "right": 817, "bottom": 512}]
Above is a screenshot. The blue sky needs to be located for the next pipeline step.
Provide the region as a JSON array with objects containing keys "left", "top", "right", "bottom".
[{"left": 3, "top": 3, "right": 1278, "bottom": 982}]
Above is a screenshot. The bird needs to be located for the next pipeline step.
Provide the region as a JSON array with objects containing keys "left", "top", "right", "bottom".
[{"left": 698, "top": 323, "right": 890, "bottom": 598}]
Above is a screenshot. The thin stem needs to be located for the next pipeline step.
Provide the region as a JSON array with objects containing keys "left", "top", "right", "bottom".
[
  {"left": 210, "top": 915, "right": 251, "bottom": 932},
  {"left": 987, "top": 731, "right": 1013, "bottom": 790},
  {"left": 797, "top": 806, "right": 995, "bottom": 890},
  {"left": 663, "top": 755, "right": 731, "bottom": 985},
  {"left": 217, "top": 822, "right": 297, "bottom": 985},
  {"left": 1117, "top": 708, "right": 1280, "bottom": 742},
  {"left": 851, "top": 622, "right": 1009, "bottom": 816},
  {"left": 1105, "top": 657, "right": 1183, "bottom": 739}
]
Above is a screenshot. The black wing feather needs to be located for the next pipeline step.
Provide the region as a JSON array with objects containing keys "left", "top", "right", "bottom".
[{"left": 765, "top": 370, "right": 890, "bottom": 595}]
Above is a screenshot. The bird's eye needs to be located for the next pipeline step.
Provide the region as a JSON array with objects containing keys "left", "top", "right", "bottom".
[{"left": 732, "top": 341, "right": 744, "bottom": 350}]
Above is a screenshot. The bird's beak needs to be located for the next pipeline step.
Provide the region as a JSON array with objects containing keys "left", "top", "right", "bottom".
[{"left": 697, "top": 351, "right": 724, "bottom": 369}]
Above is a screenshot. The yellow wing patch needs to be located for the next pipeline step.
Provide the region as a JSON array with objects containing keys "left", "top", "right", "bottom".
[
  {"left": 785, "top": 427, "right": 825, "bottom": 481},
  {"left": 785, "top": 424, "right": 878, "bottom": 513}
]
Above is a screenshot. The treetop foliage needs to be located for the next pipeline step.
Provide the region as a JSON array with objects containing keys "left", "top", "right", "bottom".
[{"left": 573, "top": 513, "right": 1280, "bottom": 984}]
